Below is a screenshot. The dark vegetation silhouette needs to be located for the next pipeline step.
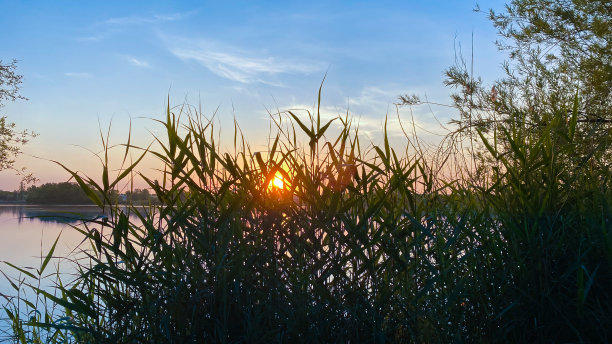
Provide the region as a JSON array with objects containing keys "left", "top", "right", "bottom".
[
  {"left": 2, "top": 1, "right": 611, "bottom": 342},
  {"left": 0, "top": 182, "right": 156, "bottom": 205},
  {"left": 25, "top": 182, "right": 96, "bottom": 205}
]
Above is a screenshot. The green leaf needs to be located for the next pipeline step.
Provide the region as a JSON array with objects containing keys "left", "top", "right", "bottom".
[
  {"left": 113, "top": 212, "right": 129, "bottom": 251},
  {"left": 317, "top": 73, "right": 327, "bottom": 131},
  {"left": 109, "top": 145, "right": 150, "bottom": 190},
  {"left": 29, "top": 285, "right": 97, "bottom": 318},
  {"left": 383, "top": 116, "right": 390, "bottom": 159},
  {"left": 288, "top": 111, "right": 314, "bottom": 138},
  {"left": 39, "top": 234, "right": 60, "bottom": 275},
  {"left": 51, "top": 160, "right": 103, "bottom": 207},
  {"left": 502, "top": 127, "right": 525, "bottom": 163},
  {"left": 569, "top": 91, "right": 579, "bottom": 141},
  {"left": 317, "top": 118, "right": 336, "bottom": 140},
  {"left": 254, "top": 151, "right": 267, "bottom": 175},
  {"left": 3, "top": 261, "right": 37, "bottom": 279},
  {"left": 477, "top": 129, "right": 498, "bottom": 158}
]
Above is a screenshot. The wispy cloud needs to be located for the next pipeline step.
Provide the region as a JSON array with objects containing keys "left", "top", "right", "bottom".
[
  {"left": 75, "top": 34, "right": 106, "bottom": 42},
  {"left": 126, "top": 56, "right": 151, "bottom": 68},
  {"left": 64, "top": 72, "right": 93, "bottom": 78},
  {"left": 349, "top": 86, "right": 400, "bottom": 109},
  {"left": 261, "top": 102, "right": 382, "bottom": 139},
  {"left": 103, "top": 11, "right": 194, "bottom": 25},
  {"left": 260, "top": 85, "right": 449, "bottom": 141},
  {"left": 168, "top": 39, "right": 325, "bottom": 85}
]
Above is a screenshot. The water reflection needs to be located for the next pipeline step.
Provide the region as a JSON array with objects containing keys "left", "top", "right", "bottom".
[
  {"left": 0, "top": 204, "right": 106, "bottom": 224},
  {"left": 0, "top": 205, "right": 151, "bottom": 337},
  {"left": 0, "top": 205, "right": 115, "bottom": 297}
]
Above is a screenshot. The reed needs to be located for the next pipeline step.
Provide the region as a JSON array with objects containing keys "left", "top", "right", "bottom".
[{"left": 2, "top": 88, "right": 611, "bottom": 343}]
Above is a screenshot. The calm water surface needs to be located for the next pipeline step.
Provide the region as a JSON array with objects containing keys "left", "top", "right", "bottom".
[
  {"left": 0, "top": 205, "right": 152, "bottom": 338},
  {"left": 0, "top": 205, "right": 136, "bottom": 296},
  {"left": 0, "top": 205, "right": 110, "bottom": 337}
]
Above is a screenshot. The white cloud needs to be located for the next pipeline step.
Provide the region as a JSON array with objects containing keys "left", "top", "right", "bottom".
[
  {"left": 103, "top": 11, "right": 194, "bottom": 25},
  {"left": 126, "top": 57, "right": 150, "bottom": 68},
  {"left": 344, "top": 86, "right": 451, "bottom": 136},
  {"left": 258, "top": 84, "right": 451, "bottom": 143},
  {"left": 262, "top": 102, "right": 380, "bottom": 139},
  {"left": 349, "top": 86, "right": 400, "bottom": 108},
  {"left": 75, "top": 34, "right": 105, "bottom": 42},
  {"left": 168, "top": 39, "right": 325, "bottom": 85},
  {"left": 64, "top": 72, "right": 93, "bottom": 78}
]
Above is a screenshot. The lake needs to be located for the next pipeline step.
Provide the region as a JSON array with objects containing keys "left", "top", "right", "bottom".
[
  {"left": 0, "top": 205, "right": 110, "bottom": 338},
  {"left": 0, "top": 205, "right": 123, "bottom": 296}
]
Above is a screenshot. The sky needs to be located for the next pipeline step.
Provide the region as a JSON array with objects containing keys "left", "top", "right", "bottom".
[{"left": 0, "top": 0, "right": 508, "bottom": 191}]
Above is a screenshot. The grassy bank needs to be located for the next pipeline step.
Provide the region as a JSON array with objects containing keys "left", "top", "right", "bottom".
[{"left": 2, "top": 92, "right": 611, "bottom": 343}]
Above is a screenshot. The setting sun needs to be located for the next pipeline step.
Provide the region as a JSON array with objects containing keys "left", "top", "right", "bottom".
[{"left": 271, "top": 173, "right": 284, "bottom": 189}]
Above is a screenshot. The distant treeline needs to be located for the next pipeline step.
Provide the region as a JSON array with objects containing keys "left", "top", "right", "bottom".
[
  {"left": 26, "top": 182, "right": 94, "bottom": 204},
  {"left": 0, "top": 182, "right": 157, "bottom": 205},
  {"left": 0, "top": 189, "right": 25, "bottom": 202}
]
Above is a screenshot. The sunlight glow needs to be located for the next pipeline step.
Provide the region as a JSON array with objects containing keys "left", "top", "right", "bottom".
[{"left": 272, "top": 173, "right": 284, "bottom": 189}]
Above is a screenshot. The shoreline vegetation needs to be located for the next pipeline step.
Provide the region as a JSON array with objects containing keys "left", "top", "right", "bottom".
[
  {"left": 0, "top": 182, "right": 159, "bottom": 206},
  {"left": 1, "top": 92, "right": 610, "bottom": 342}
]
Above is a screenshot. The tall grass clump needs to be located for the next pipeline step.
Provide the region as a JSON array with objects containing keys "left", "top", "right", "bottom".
[{"left": 2, "top": 87, "right": 611, "bottom": 343}]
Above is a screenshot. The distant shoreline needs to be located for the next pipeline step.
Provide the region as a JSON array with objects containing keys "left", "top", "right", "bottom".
[{"left": 0, "top": 202, "right": 100, "bottom": 206}]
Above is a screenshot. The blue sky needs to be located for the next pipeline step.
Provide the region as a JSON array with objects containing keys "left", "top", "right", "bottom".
[{"left": 0, "top": 0, "right": 508, "bottom": 190}]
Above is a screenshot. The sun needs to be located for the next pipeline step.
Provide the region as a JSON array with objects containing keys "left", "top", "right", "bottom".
[
  {"left": 267, "top": 170, "right": 290, "bottom": 193},
  {"left": 272, "top": 173, "right": 284, "bottom": 189}
]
